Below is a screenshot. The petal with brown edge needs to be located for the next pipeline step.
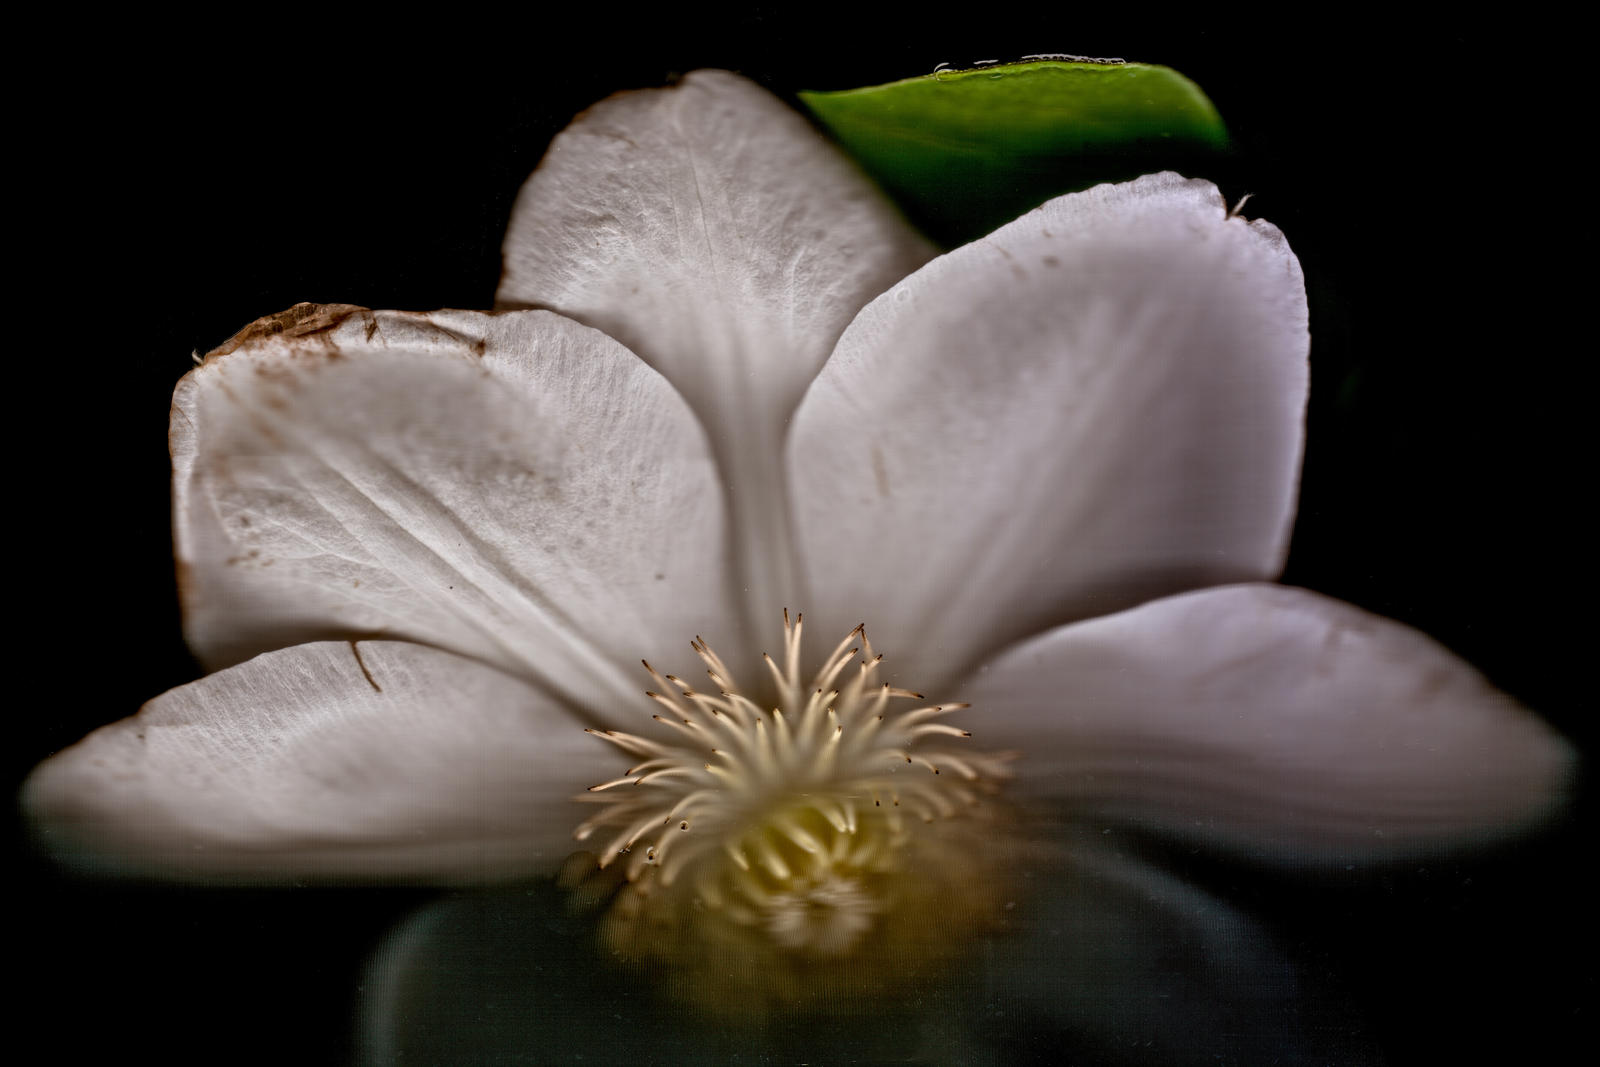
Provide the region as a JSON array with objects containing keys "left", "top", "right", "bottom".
[{"left": 173, "top": 305, "right": 745, "bottom": 713}]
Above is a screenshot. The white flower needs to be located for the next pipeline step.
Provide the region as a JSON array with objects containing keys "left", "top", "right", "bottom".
[{"left": 24, "top": 70, "right": 1573, "bottom": 1057}]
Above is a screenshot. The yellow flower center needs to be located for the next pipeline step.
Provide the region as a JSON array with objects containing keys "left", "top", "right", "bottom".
[{"left": 568, "top": 612, "right": 1016, "bottom": 1016}]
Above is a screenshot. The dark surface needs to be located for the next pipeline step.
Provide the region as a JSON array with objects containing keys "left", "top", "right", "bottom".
[{"left": 18, "top": 14, "right": 1587, "bottom": 1064}]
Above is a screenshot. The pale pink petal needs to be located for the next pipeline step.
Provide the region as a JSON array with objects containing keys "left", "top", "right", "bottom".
[
  {"left": 790, "top": 173, "right": 1308, "bottom": 689},
  {"left": 959, "top": 584, "right": 1575, "bottom": 857},
  {"left": 24, "top": 641, "right": 610, "bottom": 882},
  {"left": 173, "top": 304, "right": 743, "bottom": 713},
  {"left": 497, "top": 70, "right": 934, "bottom": 630}
]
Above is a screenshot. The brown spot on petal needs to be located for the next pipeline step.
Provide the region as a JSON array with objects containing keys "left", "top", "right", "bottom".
[
  {"left": 208, "top": 302, "right": 368, "bottom": 359},
  {"left": 871, "top": 445, "right": 890, "bottom": 499},
  {"left": 350, "top": 641, "right": 382, "bottom": 693},
  {"left": 172, "top": 556, "right": 196, "bottom": 614},
  {"left": 994, "top": 244, "right": 1027, "bottom": 280},
  {"left": 1415, "top": 666, "right": 1452, "bottom": 703}
]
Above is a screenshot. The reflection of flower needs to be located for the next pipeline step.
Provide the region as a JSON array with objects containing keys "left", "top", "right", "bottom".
[{"left": 25, "top": 70, "right": 1572, "bottom": 1059}]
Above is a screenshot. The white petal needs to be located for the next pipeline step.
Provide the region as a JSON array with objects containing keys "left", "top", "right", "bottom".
[
  {"left": 790, "top": 173, "right": 1308, "bottom": 688},
  {"left": 497, "top": 69, "right": 934, "bottom": 631},
  {"left": 23, "top": 641, "right": 610, "bottom": 882},
  {"left": 173, "top": 304, "right": 742, "bottom": 712},
  {"left": 960, "top": 584, "right": 1576, "bottom": 858}
]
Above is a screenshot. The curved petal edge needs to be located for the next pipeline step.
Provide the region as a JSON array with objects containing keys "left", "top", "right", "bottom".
[
  {"left": 23, "top": 640, "right": 609, "bottom": 883},
  {"left": 791, "top": 173, "right": 1309, "bottom": 687},
  {"left": 495, "top": 70, "right": 936, "bottom": 631},
  {"left": 959, "top": 584, "right": 1576, "bottom": 860}
]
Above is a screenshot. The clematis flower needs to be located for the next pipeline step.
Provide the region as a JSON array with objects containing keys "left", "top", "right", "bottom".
[{"left": 24, "top": 70, "right": 1573, "bottom": 1059}]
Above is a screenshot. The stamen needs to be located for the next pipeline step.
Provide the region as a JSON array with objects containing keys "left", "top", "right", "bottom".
[
  {"left": 587, "top": 775, "right": 643, "bottom": 792},
  {"left": 755, "top": 837, "right": 792, "bottom": 880},
  {"left": 573, "top": 612, "right": 1012, "bottom": 983},
  {"left": 907, "top": 723, "right": 973, "bottom": 741},
  {"left": 650, "top": 713, "right": 704, "bottom": 743},
  {"left": 634, "top": 766, "right": 700, "bottom": 786},
  {"left": 584, "top": 728, "right": 665, "bottom": 758},
  {"left": 690, "top": 636, "right": 736, "bottom": 692}
]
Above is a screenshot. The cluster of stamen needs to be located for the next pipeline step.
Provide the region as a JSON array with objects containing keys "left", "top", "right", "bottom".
[{"left": 571, "top": 612, "right": 1011, "bottom": 976}]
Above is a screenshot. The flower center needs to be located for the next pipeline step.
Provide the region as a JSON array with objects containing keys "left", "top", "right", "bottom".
[{"left": 569, "top": 612, "right": 1015, "bottom": 1015}]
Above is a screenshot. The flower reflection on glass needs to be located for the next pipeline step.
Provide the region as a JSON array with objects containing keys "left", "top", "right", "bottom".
[{"left": 24, "top": 71, "right": 1574, "bottom": 1062}]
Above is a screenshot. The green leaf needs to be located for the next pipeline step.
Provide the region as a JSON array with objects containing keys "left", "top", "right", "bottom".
[{"left": 800, "top": 60, "right": 1229, "bottom": 247}]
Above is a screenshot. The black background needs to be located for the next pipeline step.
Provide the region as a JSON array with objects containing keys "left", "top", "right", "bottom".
[{"left": 17, "top": 13, "right": 1588, "bottom": 1064}]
